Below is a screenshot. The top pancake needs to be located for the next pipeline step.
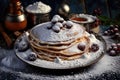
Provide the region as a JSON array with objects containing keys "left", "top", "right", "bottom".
[{"left": 30, "top": 22, "right": 85, "bottom": 44}]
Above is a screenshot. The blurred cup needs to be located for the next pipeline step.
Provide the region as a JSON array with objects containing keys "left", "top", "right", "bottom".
[
  {"left": 26, "top": 1, "right": 51, "bottom": 26},
  {"left": 69, "top": 14, "right": 100, "bottom": 33}
]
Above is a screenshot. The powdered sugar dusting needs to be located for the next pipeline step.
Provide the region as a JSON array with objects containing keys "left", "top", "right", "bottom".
[
  {"left": 31, "top": 22, "right": 84, "bottom": 42},
  {"left": 26, "top": 1, "right": 51, "bottom": 13},
  {"left": 14, "top": 35, "right": 120, "bottom": 80},
  {"left": 0, "top": 31, "right": 120, "bottom": 80}
]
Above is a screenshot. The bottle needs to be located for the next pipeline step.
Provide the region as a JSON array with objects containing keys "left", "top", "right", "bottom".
[
  {"left": 5, "top": 0, "right": 27, "bottom": 31},
  {"left": 58, "top": 0, "right": 70, "bottom": 20}
]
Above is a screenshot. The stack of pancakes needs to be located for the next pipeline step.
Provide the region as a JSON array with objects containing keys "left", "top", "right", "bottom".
[{"left": 28, "top": 15, "right": 91, "bottom": 61}]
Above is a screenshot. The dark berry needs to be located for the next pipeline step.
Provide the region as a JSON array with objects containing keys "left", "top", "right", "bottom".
[
  {"left": 66, "top": 21, "right": 73, "bottom": 29},
  {"left": 46, "top": 23, "right": 53, "bottom": 29},
  {"left": 51, "top": 18, "right": 58, "bottom": 24},
  {"left": 109, "top": 25, "right": 114, "bottom": 30},
  {"left": 109, "top": 46, "right": 113, "bottom": 50},
  {"left": 107, "top": 30, "right": 111, "bottom": 33},
  {"left": 116, "top": 45, "right": 120, "bottom": 53},
  {"left": 115, "top": 33, "right": 120, "bottom": 37},
  {"left": 111, "top": 43, "right": 117, "bottom": 48},
  {"left": 18, "top": 40, "right": 29, "bottom": 52},
  {"left": 52, "top": 25, "right": 61, "bottom": 33},
  {"left": 117, "top": 43, "right": 120, "bottom": 48},
  {"left": 110, "top": 30, "right": 114, "bottom": 34},
  {"left": 107, "top": 46, "right": 113, "bottom": 53},
  {"left": 113, "top": 46, "right": 118, "bottom": 50},
  {"left": 90, "top": 43, "right": 99, "bottom": 52},
  {"left": 55, "top": 22, "right": 63, "bottom": 29},
  {"left": 115, "top": 25, "right": 119, "bottom": 28},
  {"left": 78, "top": 43, "right": 86, "bottom": 51},
  {"left": 62, "top": 21, "right": 66, "bottom": 26},
  {"left": 66, "top": 25, "right": 73, "bottom": 29},
  {"left": 114, "top": 28, "right": 119, "bottom": 32},
  {"left": 109, "top": 50, "right": 117, "bottom": 56},
  {"left": 28, "top": 52, "right": 37, "bottom": 61},
  {"left": 59, "top": 18, "right": 64, "bottom": 23},
  {"left": 104, "top": 31, "right": 108, "bottom": 35}
]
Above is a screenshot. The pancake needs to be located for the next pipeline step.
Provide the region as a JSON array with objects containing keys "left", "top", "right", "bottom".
[
  {"left": 28, "top": 15, "right": 100, "bottom": 61},
  {"left": 31, "top": 37, "right": 89, "bottom": 53},
  {"left": 37, "top": 52, "right": 83, "bottom": 61},
  {"left": 29, "top": 33, "right": 88, "bottom": 50},
  {"left": 29, "top": 22, "right": 85, "bottom": 44},
  {"left": 29, "top": 32, "right": 75, "bottom": 46}
]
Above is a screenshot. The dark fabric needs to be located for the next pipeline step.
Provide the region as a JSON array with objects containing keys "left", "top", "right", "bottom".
[{"left": 0, "top": 0, "right": 9, "bottom": 22}]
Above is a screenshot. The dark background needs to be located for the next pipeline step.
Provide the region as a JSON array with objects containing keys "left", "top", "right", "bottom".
[{"left": 0, "top": 0, "right": 120, "bottom": 22}]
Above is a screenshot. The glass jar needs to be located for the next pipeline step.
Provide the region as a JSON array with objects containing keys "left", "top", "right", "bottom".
[{"left": 5, "top": 0, "right": 27, "bottom": 31}]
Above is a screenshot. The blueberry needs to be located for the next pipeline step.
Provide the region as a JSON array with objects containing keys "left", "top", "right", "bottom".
[
  {"left": 115, "top": 33, "right": 120, "bottom": 38},
  {"left": 55, "top": 22, "right": 63, "bottom": 29},
  {"left": 117, "top": 43, "right": 120, "bottom": 48},
  {"left": 59, "top": 18, "right": 64, "bottom": 23},
  {"left": 51, "top": 15, "right": 61, "bottom": 23},
  {"left": 28, "top": 52, "right": 37, "bottom": 61},
  {"left": 109, "top": 50, "right": 117, "bottom": 56},
  {"left": 66, "top": 21, "right": 73, "bottom": 29},
  {"left": 46, "top": 23, "right": 53, "bottom": 29},
  {"left": 18, "top": 40, "right": 29, "bottom": 52},
  {"left": 104, "top": 31, "right": 108, "bottom": 35},
  {"left": 109, "top": 25, "right": 114, "bottom": 30},
  {"left": 90, "top": 43, "right": 99, "bottom": 52},
  {"left": 113, "top": 46, "right": 118, "bottom": 50},
  {"left": 52, "top": 25, "right": 61, "bottom": 33},
  {"left": 114, "top": 28, "right": 119, "bottom": 32},
  {"left": 51, "top": 17, "right": 59, "bottom": 24},
  {"left": 111, "top": 43, "right": 117, "bottom": 48},
  {"left": 77, "top": 43, "right": 86, "bottom": 51}
]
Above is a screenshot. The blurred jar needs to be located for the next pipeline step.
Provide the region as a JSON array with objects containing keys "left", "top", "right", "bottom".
[
  {"left": 26, "top": 1, "right": 51, "bottom": 26},
  {"left": 69, "top": 14, "right": 100, "bottom": 33},
  {"left": 5, "top": 0, "right": 27, "bottom": 31},
  {"left": 58, "top": 0, "right": 70, "bottom": 20}
]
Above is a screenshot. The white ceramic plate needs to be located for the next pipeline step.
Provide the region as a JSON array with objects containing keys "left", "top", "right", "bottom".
[{"left": 14, "top": 32, "right": 106, "bottom": 69}]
